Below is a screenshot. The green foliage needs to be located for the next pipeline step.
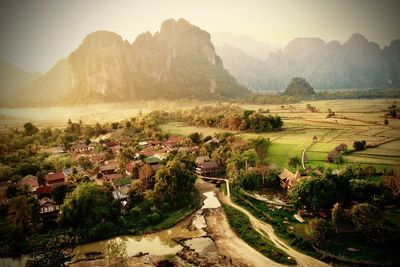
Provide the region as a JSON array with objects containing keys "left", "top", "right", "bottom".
[
  {"left": 289, "top": 176, "right": 336, "bottom": 211},
  {"left": 353, "top": 140, "right": 366, "bottom": 151},
  {"left": 284, "top": 77, "right": 315, "bottom": 96},
  {"left": 153, "top": 158, "right": 196, "bottom": 207},
  {"left": 188, "top": 132, "right": 202, "bottom": 144},
  {"left": 58, "top": 182, "right": 119, "bottom": 228},
  {"left": 223, "top": 204, "right": 296, "bottom": 265},
  {"left": 306, "top": 218, "right": 331, "bottom": 246},
  {"left": 169, "top": 104, "right": 283, "bottom": 133},
  {"left": 23, "top": 122, "right": 39, "bottom": 136}
]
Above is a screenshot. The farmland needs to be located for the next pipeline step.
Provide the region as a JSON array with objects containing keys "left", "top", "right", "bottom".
[{"left": 161, "top": 99, "right": 400, "bottom": 169}]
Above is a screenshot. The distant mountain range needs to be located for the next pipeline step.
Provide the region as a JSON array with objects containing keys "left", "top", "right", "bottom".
[
  {"left": 0, "top": 58, "right": 40, "bottom": 102},
  {"left": 1, "top": 19, "right": 248, "bottom": 106},
  {"left": 2, "top": 20, "right": 400, "bottom": 107},
  {"left": 212, "top": 32, "right": 280, "bottom": 61},
  {"left": 216, "top": 33, "right": 400, "bottom": 91}
]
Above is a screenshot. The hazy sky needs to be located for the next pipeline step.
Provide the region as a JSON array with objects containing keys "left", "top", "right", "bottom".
[{"left": 1, "top": 0, "right": 399, "bottom": 72}]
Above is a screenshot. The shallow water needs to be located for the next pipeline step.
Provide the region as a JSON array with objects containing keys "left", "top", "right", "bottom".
[
  {"left": 201, "top": 191, "right": 221, "bottom": 209},
  {"left": 183, "top": 237, "right": 214, "bottom": 253}
]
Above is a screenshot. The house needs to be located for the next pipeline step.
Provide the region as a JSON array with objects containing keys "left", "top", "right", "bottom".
[
  {"left": 126, "top": 161, "right": 142, "bottom": 176},
  {"left": 20, "top": 175, "right": 39, "bottom": 192},
  {"left": 196, "top": 161, "right": 221, "bottom": 176},
  {"left": 112, "top": 187, "right": 130, "bottom": 200},
  {"left": 90, "top": 153, "right": 105, "bottom": 165},
  {"left": 100, "top": 163, "right": 118, "bottom": 175},
  {"left": 70, "top": 143, "right": 89, "bottom": 153},
  {"left": 44, "top": 172, "right": 65, "bottom": 187},
  {"left": 196, "top": 156, "right": 211, "bottom": 165},
  {"left": 326, "top": 143, "right": 347, "bottom": 162},
  {"left": 145, "top": 156, "right": 162, "bottom": 171},
  {"left": 326, "top": 150, "right": 341, "bottom": 162},
  {"left": 39, "top": 197, "right": 59, "bottom": 214},
  {"left": 36, "top": 186, "right": 52, "bottom": 197},
  {"left": 113, "top": 177, "right": 131, "bottom": 189},
  {"left": 63, "top": 166, "right": 83, "bottom": 181},
  {"left": 279, "top": 169, "right": 302, "bottom": 190},
  {"left": 103, "top": 173, "right": 123, "bottom": 181}
]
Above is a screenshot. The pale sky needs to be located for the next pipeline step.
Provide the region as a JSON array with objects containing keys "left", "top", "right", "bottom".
[{"left": 0, "top": 0, "right": 399, "bottom": 73}]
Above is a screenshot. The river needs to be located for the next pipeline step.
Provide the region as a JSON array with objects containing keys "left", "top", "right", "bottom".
[{"left": 1, "top": 190, "right": 221, "bottom": 267}]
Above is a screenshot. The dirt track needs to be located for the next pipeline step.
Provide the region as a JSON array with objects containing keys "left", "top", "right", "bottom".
[{"left": 220, "top": 194, "right": 331, "bottom": 267}]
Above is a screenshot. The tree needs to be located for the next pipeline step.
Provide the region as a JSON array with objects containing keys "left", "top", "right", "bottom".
[
  {"left": 23, "top": 122, "right": 39, "bottom": 136},
  {"left": 7, "top": 195, "right": 33, "bottom": 236},
  {"left": 153, "top": 159, "right": 196, "bottom": 207},
  {"left": 353, "top": 140, "right": 366, "bottom": 151},
  {"left": 284, "top": 77, "right": 315, "bottom": 96},
  {"left": 188, "top": 132, "right": 202, "bottom": 144},
  {"left": 139, "top": 164, "right": 154, "bottom": 189},
  {"left": 102, "top": 239, "right": 128, "bottom": 267},
  {"left": 350, "top": 203, "right": 382, "bottom": 243},
  {"left": 248, "top": 137, "right": 270, "bottom": 163},
  {"left": 52, "top": 184, "right": 70, "bottom": 204},
  {"left": 288, "top": 156, "right": 301, "bottom": 169},
  {"left": 383, "top": 168, "right": 400, "bottom": 199},
  {"left": 306, "top": 218, "right": 330, "bottom": 246},
  {"left": 58, "top": 183, "right": 119, "bottom": 228},
  {"left": 384, "top": 118, "right": 389, "bottom": 125},
  {"left": 331, "top": 202, "right": 346, "bottom": 233},
  {"left": 289, "top": 176, "right": 336, "bottom": 211}
]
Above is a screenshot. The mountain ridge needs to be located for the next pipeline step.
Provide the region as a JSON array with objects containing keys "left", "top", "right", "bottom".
[
  {"left": 7, "top": 18, "right": 249, "bottom": 106},
  {"left": 217, "top": 33, "right": 400, "bottom": 91}
]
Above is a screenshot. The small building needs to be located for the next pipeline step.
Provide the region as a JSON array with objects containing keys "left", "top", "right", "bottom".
[
  {"left": 126, "top": 161, "right": 142, "bottom": 176},
  {"left": 44, "top": 172, "right": 65, "bottom": 187},
  {"left": 90, "top": 153, "right": 105, "bottom": 165},
  {"left": 100, "top": 163, "right": 118, "bottom": 175},
  {"left": 36, "top": 186, "right": 52, "bottom": 197},
  {"left": 326, "top": 143, "right": 348, "bottom": 162},
  {"left": 103, "top": 173, "right": 123, "bottom": 181},
  {"left": 20, "top": 175, "right": 39, "bottom": 192},
  {"left": 113, "top": 177, "right": 131, "bottom": 189},
  {"left": 70, "top": 143, "right": 89, "bottom": 153},
  {"left": 39, "top": 197, "right": 59, "bottom": 214},
  {"left": 279, "top": 169, "right": 302, "bottom": 190},
  {"left": 195, "top": 156, "right": 211, "bottom": 165},
  {"left": 196, "top": 161, "right": 221, "bottom": 177},
  {"left": 145, "top": 156, "right": 162, "bottom": 171}
]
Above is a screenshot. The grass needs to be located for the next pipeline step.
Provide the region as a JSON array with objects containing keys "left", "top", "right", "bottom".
[
  {"left": 235, "top": 190, "right": 400, "bottom": 265},
  {"left": 223, "top": 204, "right": 297, "bottom": 265},
  {"left": 231, "top": 191, "right": 318, "bottom": 258}
]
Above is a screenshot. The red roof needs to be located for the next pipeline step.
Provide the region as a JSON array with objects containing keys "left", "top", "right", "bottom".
[
  {"left": 105, "top": 141, "right": 119, "bottom": 147},
  {"left": 21, "top": 175, "right": 39, "bottom": 188},
  {"left": 36, "top": 186, "right": 53, "bottom": 195},
  {"left": 44, "top": 172, "right": 65, "bottom": 182},
  {"left": 126, "top": 163, "right": 134, "bottom": 173}
]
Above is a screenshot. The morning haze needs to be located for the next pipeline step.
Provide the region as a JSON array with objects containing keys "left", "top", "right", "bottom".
[
  {"left": 0, "top": 0, "right": 399, "bottom": 72},
  {"left": 0, "top": 1, "right": 399, "bottom": 267}
]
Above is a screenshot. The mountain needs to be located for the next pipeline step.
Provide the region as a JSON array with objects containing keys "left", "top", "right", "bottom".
[
  {"left": 12, "top": 18, "right": 249, "bottom": 106},
  {"left": 212, "top": 32, "right": 280, "bottom": 60},
  {"left": 216, "top": 33, "right": 400, "bottom": 91},
  {"left": 214, "top": 44, "right": 268, "bottom": 91},
  {"left": 0, "top": 58, "right": 41, "bottom": 103}
]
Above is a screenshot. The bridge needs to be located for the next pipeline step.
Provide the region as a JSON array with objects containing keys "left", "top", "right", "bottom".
[{"left": 198, "top": 175, "right": 230, "bottom": 197}]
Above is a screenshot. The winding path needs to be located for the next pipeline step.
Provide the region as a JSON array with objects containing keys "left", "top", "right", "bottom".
[
  {"left": 301, "top": 140, "right": 317, "bottom": 170},
  {"left": 221, "top": 195, "right": 330, "bottom": 267},
  {"left": 199, "top": 176, "right": 330, "bottom": 267}
]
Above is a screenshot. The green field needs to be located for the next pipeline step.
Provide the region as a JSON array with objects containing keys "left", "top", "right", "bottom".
[{"left": 160, "top": 99, "right": 400, "bottom": 169}]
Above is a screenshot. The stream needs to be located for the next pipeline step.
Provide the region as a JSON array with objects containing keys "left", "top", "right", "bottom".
[{"left": 1, "top": 191, "right": 221, "bottom": 267}]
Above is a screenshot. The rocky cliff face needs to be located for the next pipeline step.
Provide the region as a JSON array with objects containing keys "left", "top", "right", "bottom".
[
  {"left": 217, "top": 33, "right": 400, "bottom": 91},
  {"left": 16, "top": 18, "right": 248, "bottom": 105}
]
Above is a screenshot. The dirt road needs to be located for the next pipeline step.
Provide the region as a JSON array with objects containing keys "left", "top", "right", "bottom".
[{"left": 221, "top": 195, "right": 331, "bottom": 267}]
